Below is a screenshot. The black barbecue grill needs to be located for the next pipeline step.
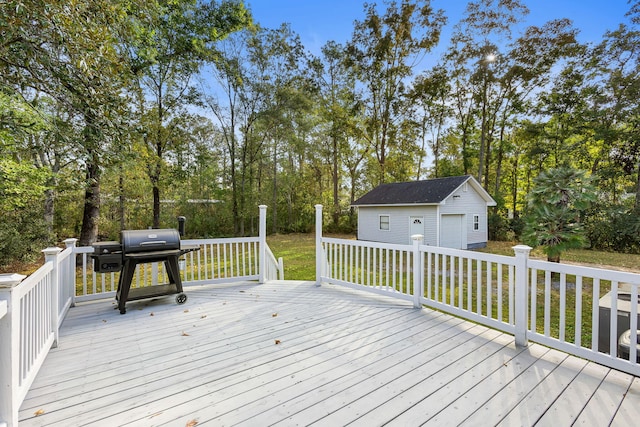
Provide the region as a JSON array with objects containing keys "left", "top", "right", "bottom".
[{"left": 91, "top": 228, "right": 198, "bottom": 314}]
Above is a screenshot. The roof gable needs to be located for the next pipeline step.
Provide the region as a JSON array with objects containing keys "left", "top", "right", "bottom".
[{"left": 352, "top": 176, "right": 496, "bottom": 206}]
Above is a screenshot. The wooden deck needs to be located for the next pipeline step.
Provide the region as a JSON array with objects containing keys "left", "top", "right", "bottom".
[{"left": 19, "top": 280, "right": 640, "bottom": 426}]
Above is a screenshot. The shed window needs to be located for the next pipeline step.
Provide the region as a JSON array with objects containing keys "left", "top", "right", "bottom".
[
  {"left": 473, "top": 214, "right": 480, "bottom": 231},
  {"left": 380, "top": 215, "right": 390, "bottom": 231}
]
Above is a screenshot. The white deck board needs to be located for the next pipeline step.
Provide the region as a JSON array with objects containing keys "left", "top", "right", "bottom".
[{"left": 18, "top": 280, "right": 640, "bottom": 426}]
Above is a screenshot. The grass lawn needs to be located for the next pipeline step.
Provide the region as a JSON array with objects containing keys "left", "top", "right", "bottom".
[
  {"left": 268, "top": 233, "right": 640, "bottom": 280},
  {"left": 267, "top": 233, "right": 355, "bottom": 281}
]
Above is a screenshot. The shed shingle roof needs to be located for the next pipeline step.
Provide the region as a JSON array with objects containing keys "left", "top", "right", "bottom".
[{"left": 352, "top": 176, "right": 472, "bottom": 206}]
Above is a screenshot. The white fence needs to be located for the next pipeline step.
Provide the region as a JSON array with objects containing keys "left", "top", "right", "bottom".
[
  {"left": 72, "top": 205, "right": 283, "bottom": 302},
  {"left": 73, "top": 236, "right": 283, "bottom": 302},
  {"left": 0, "top": 205, "right": 283, "bottom": 427},
  {"left": 0, "top": 241, "right": 76, "bottom": 427},
  {"left": 315, "top": 205, "right": 640, "bottom": 377}
]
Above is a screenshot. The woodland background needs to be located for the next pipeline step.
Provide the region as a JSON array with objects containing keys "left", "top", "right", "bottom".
[{"left": 2, "top": 0, "right": 640, "bottom": 267}]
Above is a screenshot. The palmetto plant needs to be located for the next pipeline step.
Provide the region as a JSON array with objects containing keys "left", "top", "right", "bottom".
[{"left": 523, "top": 167, "right": 596, "bottom": 262}]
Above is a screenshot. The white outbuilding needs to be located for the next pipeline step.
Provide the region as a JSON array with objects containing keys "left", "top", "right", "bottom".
[{"left": 352, "top": 175, "right": 497, "bottom": 249}]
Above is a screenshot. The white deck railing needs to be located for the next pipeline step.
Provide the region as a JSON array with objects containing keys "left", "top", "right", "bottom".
[
  {"left": 0, "top": 205, "right": 283, "bottom": 427},
  {"left": 72, "top": 236, "right": 283, "bottom": 302},
  {"left": 0, "top": 240, "right": 76, "bottom": 427},
  {"left": 321, "top": 237, "right": 417, "bottom": 303},
  {"left": 526, "top": 259, "right": 639, "bottom": 374},
  {"left": 72, "top": 205, "right": 283, "bottom": 302},
  {"left": 315, "top": 204, "right": 640, "bottom": 377}
]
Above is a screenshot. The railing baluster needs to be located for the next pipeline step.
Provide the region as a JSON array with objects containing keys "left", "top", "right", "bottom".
[
  {"left": 476, "top": 260, "right": 482, "bottom": 314},
  {"left": 372, "top": 246, "right": 377, "bottom": 287},
  {"left": 559, "top": 272, "right": 567, "bottom": 342},
  {"left": 449, "top": 255, "right": 455, "bottom": 306},
  {"left": 544, "top": 270, "right": 551, "bottom": 337},
  {"left": 223, "top": 243, "right": 228, "bottom": 278},
  {"left": 486, "top": 261, "right": 492, "bottom": 318},
  {"left": 82, "top": 254, "right": 88, "bottom": 296},
  {"left": 384, "top": 248, "right": 388, "bottom": 290},
  {"left": 508, "top": 264, "right": 514, "bottom": 325},
  {"left": 389, "top": 249, "right": 395, "bottom": 292},
  {"left": 458, "top": 256, "right": 463, "bottom": 309},
  {"left": 467, "top": 258, "right": 472, "bottom": 311},
  {"left": 401, "top": 250, "right": 406, "bottom": 293},
  {"left": 630, "top": 285, "right": 638, "bottom": 363},
  {"left": 610, "top": 281, "right": 619, "bottom": 357},
  {"left": 216, "top": 243, "right": 221, "bottom": 279},
  {"left": 426, "top": 251, "right": 431, "bottom": 299},
  {"left": 575, "top": 276, "right": 583, "bottom": 346},
  {"left": 242, "top": 241, "right": 247, "bottom": 277},
  {"left": 530, "top": 268, "right": 538, "bottom": 333},
  {"left": 497, "top": 263, "right": 503, "bottom": 322},
  {"left": 441, "top": 254, "right": 447, "bottom": 304},
  {"left": 436, "top": 254, "right": 440, "bottom": 300},
  {"left": 235, "top": 242, "right": 240, "bottom": 277}
]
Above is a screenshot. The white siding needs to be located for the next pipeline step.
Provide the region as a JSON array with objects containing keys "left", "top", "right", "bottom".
[
  {"left": 357, "top": 206, "right": 438, "bottom": 245},
  {"left": 440, "top": 187, "right": 489, "bottom": 248},
  {"left": 356, "top": 181, "right": 490, "bottom": 248}
]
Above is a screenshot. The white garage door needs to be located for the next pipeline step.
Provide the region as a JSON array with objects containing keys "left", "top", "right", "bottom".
[{"left": 440, "top": 214, "right": 465, "bottom": 249}]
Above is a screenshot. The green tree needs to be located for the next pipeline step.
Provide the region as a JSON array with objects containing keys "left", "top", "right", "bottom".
[
  {"left": 131, "top": 0, "right": 250, "bottom": 228},
  {"left": 409, "top": 65, "right": 451, "bottom": 178},
  {"left": 1, "top": 0, "right": 134, "bottom": 245},
  {"left": 347, "top": 0, "right": 445, "bottom": 185},
  {"left": 309, "top": 41, "right": 362, "bottom": 229},
  {"left": 0, "top": 158, "right": 50, "bottom": 264},
  {"left": 523, "top": 168, "right": 596, "bottom": 262}
]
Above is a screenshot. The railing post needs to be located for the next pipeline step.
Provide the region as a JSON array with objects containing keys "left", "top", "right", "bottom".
[
  {"left": 258, "top": 205, "right": 267, "bottom": 284},
  {"left": 513, "top": 245, "right": 532, "bottom": 347},
  {"left": 43, "top": 247, "right": 62, "bottom": 348},
  {"left": 64, "top": 238, "right": 78, "bottom": 307},
  {"left": 315, "top": 204, "right": 323, "bottom": 287},
  {"left": 64, "top": 238, "right": 78, "bottom": 249},
  {"left": 0, "top": 273, "right": 26, "bottom": 427},
  {"left": 412, "top": 235, "right": 424, "bottom": 309},
  {"left": 278, "top": 257, "right": 284, "bottom": 280}
]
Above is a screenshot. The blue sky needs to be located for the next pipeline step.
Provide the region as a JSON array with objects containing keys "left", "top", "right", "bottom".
[{"left": 245, "top": 0, "right": 633, "bottom": 56}]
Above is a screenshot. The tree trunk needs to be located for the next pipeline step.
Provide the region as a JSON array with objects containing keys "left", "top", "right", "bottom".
[
  {"left": 152, "top": 143, "right": 162, "bottom": 228},
  {"left": 119, "top": 169, "right": 125, "bottom": 231},
  {"left": 272, "top": 140, "right": 278, "bottom": 234},
  {"left": 511, "top": 156, "right": 518, "bottom": 218},
  {"left": 79, "top": 158, "right": 100, "bottom": 246},
  {"left": 332, "top": 135, "right": 340, "bottom": 229},
  {"left": 635, "top": 161, "right": 640, "bottom": 213},
  {"left": 43, "top": 188, "right": 55, "bottom": 237},
  {"left": 494, "top": 127, "right": 505, "bottom": 198},
  {"left": 152, "top": 185, "right": 160, "bottom": 228}
]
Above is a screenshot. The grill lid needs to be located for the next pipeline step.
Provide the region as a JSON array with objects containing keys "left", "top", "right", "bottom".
[{"left": 121, "top": 229, "right": 180, "bottom": 254}]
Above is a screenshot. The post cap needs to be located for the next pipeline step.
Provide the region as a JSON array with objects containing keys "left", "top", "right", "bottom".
[
  {"left": 0, "top": 273, "right": 27, "bottom": 288},
  {"left": 42, "top": 247, "right": 63, "bottom": 256},
  {"left": 64, "top": 238, "right": 78, "bottom": 248},
  {"left": 512, "top": 244, "right": 532, "bottom": 254}
]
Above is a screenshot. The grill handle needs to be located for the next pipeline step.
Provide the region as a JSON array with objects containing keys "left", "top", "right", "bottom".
[{"left": 140, "top": 241, "right": 167, "bottom": 247}]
